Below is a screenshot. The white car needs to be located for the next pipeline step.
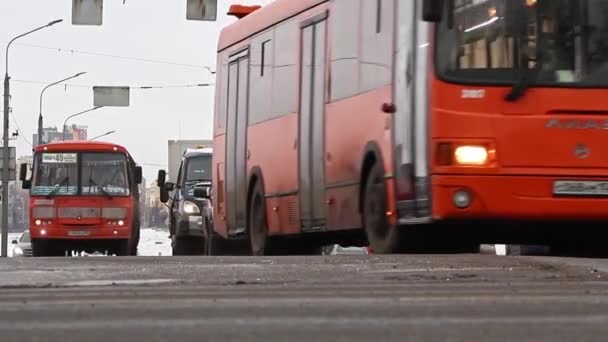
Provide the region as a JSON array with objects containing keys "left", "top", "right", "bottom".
[{"left": 11, "top": 230, "right": 33, "bottom": 257}]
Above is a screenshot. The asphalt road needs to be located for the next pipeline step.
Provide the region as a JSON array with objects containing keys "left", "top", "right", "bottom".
[{"left": 2, "top": 254, "right": 608, "bottom": 341}]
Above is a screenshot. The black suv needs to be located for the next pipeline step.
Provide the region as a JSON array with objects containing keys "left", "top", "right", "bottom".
[{"left": 157, "top": 148, "right": 212, "bottom": 255}]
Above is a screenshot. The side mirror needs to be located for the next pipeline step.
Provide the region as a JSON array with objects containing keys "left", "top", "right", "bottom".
[
  {"left": 11, "top": 239, "right": 18, "bottom": 245},
  {"left": 193, "top": 187, "right": 210, "bottom": 199},
  {"left": 135, "top": 166, "right": 143, "bottom": 184},
  {"left": 19, "top": 163, "right": 32, "bottom": 190},
  {"left": 422, "top": 0, "right": 445, "bottom": 22},
  {"left": 157, "top": 170, "right": 166, "bottom": 188},
  {"left": 160, "top": 187, "right": 169, "bottom": 204},
  {"left": 160, "top": 182, "right": 174, "bottom": 204},
  {"left": 19, "top": 163, "right": 28, "bottom": 182}
]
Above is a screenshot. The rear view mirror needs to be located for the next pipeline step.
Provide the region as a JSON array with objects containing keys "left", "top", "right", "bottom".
[
  {"left": 160, "top": 182, "right": 175, "bottom": 204},
  {"left": 422, "top": 0, "right": 445, "bottom": 22},
  {"left": 19, "top": 163, "right": 28, "bottom": 182},
  {"left": 193, "top": 187, "right": 210, "bottom": 199},
  {"left": 20, "top": 164, "right": 31, "bottom": 190},
  {"left": 11, "top": 240, "right": 18, "bottom": 245},
  {"left": 135, "top": 166, "right": 143, "bottom": 184},
  {"left": 187, "top": 0, "right": 218, "bottom": 21},
  {"left": 157, "top": 170, "right": 166, "bottom": 188}
]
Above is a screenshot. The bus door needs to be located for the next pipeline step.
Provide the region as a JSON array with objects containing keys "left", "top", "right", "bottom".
[
  {"left": 299, "top": 13, "right": 328, "bottom": 232},
  {"left": 226, "top": 50, "right": 250, "bottom": 236},
  {"left": 394, "top": 2, "right": 431, "bottom": 222}
]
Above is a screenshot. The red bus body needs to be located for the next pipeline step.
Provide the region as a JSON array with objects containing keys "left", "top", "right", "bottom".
[
  {"left": 213, "top": 0, "right": 608, "bottom": 253},
  {"left": 25, "top": 141, "right": 142, "bottom": 256}
]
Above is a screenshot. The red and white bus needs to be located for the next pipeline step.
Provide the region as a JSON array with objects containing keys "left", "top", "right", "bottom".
[
  {"left": 20, "top": 141, "right": 143, "bottom": 256},
  {"left": 211, "top": 0, "right": 608, "bottom": 255}
]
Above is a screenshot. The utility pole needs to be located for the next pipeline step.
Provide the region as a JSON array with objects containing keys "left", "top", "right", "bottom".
[{"left": 1, "top": 19, "right": 62, "bottom": 257}]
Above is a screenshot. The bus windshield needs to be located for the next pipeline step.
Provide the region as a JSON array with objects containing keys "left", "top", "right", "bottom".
[
  {"left": 185, "top": 155, "right": 212, "bottom": 184},
  {"left": 31, "top": 153, "right": 79, "bottom": 196},
  {"left": 435, "top": 0, "right": 608, "bottom": 87},
  {"left": 31, "top": 152, "right": 130, "bottom": 197},
  {"left": 81, "top": 153, "right": 130, "bottom": 196}
]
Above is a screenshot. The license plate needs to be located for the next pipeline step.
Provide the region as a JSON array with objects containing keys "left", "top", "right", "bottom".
[
  {"left": 68, "top": 230, "right": 91, "bottom": 237},
  {"left": 553, "top": 180, "right": 608, "bottom": 196}
]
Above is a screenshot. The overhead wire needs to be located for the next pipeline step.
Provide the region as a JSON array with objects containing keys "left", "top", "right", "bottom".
[
  {"left": 2, "top": 41, "right": 217, "bottom": 74},
  {"left": 11, "top": 79, "right": 215, "bottom": 89}
]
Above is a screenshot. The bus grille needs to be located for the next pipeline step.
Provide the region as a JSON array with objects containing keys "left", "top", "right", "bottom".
[{"left": 58, "top": 208, "right": 100, "bottom": 218}]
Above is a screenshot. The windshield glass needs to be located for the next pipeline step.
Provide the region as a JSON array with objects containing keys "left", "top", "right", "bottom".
[
  {"left": 185, "top": 156, "right": 212, "bottom": 183},
  {"left": 436, "top": 0, "right": 608, "bottom": 86},
  {"left": 20, "top": 231, "right": 30, "bottom": 243},
  {"left": 81, "top": 153, "right": 130, "bottom": 196},
  {"left": 31, "top": 153, "right": 79, "bottom": 196}
]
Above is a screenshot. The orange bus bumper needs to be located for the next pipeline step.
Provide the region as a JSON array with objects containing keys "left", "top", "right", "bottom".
[{"left": 432, "top": 175, "right": 608, "bottom": 220}]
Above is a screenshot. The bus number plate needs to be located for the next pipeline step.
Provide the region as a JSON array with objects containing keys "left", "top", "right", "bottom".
[
  {"left": 68, "top": 231, "right": 91, "bottom": 237},
  {"left": 553, "top": 180, "right": 608, "bottom": 196}
]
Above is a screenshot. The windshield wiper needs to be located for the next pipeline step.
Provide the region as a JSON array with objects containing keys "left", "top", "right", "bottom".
[
  {"left": 47, "top": 177, "right": 70, "bottom": 199},
  {"left": 504, "top": 6, "right": 540, "bottom": 102},
  {"left": 88, "top": 178, "right": 113, "bottom": 200},
  {"left": 505, "top": 54, "right": 540, "bottom": 102}
]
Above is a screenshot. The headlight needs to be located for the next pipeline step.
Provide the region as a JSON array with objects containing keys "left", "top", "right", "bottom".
[
  {"left": 454, "top": 145, "right": 489, "bottom": 165},
  {"left": 13, "top": 247, "right": 23, "bottom": 257},
  {"left": 183, "top": 201, "right": 200, "bottom": 215}
]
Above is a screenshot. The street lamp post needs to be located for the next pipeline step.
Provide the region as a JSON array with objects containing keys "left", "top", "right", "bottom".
[
  {"left": 89, "top": 130, "right": 116, "bottom": 141},
  {"left": 62, "top": 106, "right": 103, "bottom": 140},
  {"left": 2, "top": 19, "right": 63, "bottom": 258},
  {"left": 38, "top": 72, "right": 87, "bottom": 145}
]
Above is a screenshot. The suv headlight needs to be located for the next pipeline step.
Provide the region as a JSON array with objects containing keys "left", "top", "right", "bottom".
[{"left": 183, "top": 201, "right": 200, "bottom": 215}]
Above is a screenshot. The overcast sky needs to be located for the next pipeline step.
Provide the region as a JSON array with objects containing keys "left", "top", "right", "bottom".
[{"left": 0, "top": 0, "right": 272, "bottom": 185}]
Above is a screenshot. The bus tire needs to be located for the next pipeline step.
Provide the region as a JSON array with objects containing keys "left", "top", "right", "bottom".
[
  {"left": 114, "top": 240, "right": 130, "bottom": 256},
  {"left": 207, "top": 232, "right": 234, "bottom": 256},
  {"left": 172, "top": 236, "right": 205, "bottom": 256},
  {"left": 363, "top": 162, "right": 400, "bottom": 254},
  {"left": 248, "top": 181, "right": 277, "bottom": 256},
  {"left": 32, "top": 240, "right": 49, "bottom": 257}
]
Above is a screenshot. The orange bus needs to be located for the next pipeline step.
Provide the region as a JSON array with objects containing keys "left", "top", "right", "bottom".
[
  {"left": 20, "top": 141, "right": 143, "bottom": 256},
  {"left": 211, "top": 0, "right": 608, "bottom": 255}
]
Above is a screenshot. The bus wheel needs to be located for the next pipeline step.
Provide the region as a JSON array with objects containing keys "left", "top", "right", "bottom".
[
  {"left": 363, "top": 163, "right": 400, "bottom": 254},
  {"left": 114, "top": 240, "right": 130, "bottom": 256},
  {"left": 249, "top": 182, "right": 276, "bottom": 256},
  {"left": 32, "top": 240, "right": 49, "bottom": 257}
]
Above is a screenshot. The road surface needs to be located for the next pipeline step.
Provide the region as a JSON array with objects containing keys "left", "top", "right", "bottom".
[{"left": 2, "top": 254, "right": 608, "bottom": 341}]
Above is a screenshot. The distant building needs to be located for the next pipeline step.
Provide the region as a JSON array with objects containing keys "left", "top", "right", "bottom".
[{"left": 33, "top": 125, "right": 88, "bottom": 146}]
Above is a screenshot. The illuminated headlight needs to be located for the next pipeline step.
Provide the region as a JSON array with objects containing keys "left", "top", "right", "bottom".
[
  {"left": 183, "top": 201, "right": 200, "bottom": 215},
  {"left": 102, "top": 208, "right": 127, "bottom": 219},
  {"left": 13, "top": 247, "right": 24, "bottom": 257},
  {"left": 33, "top": 207, "right": 55, "bottom": 219},
  {"left": 35, "top": 220, "right": 42, "bottom": 226},
  {"left": 454, "top": 146, "right": 489, "bottom": 166}
]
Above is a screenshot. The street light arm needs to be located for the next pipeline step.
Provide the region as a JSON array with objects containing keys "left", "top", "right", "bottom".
[
  {"left": 62, "top": 106, "right": 104, "bottom": 140},
  {"left": 89, "top": 130, "right": 116, "bottom": 141},
  {"left": 39, "top": 72, "right": 87, "bottom": 114},
  {"left": 5, "top": 19, "right": 63, "bottom": 75}
]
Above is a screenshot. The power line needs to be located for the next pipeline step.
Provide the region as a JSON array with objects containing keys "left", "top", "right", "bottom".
[
  {"left": 8, "top": 108, "right": 33, "bottom": 148},
  {"left": 3, "top": 41, "right": 217, "bottom": 74},
  {"left": 11, "top": 79, "right": 215, "bottom": 89}
]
